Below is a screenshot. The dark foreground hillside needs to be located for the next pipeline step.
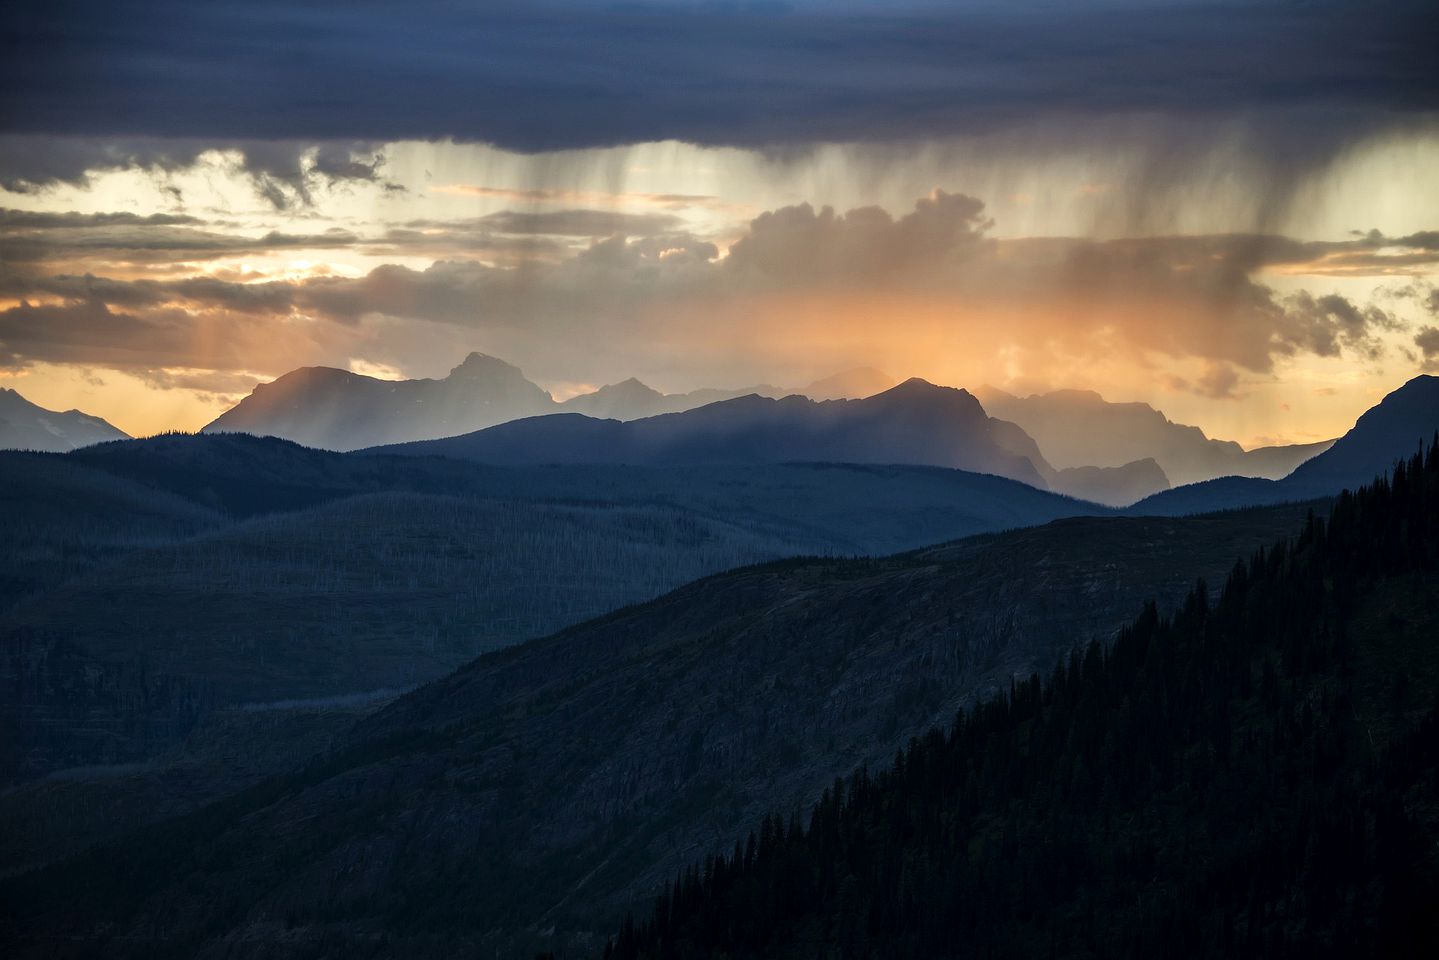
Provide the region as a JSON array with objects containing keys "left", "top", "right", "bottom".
[
  {"left": 0, "top": 503, "right": 1319, "bottom": 957},
  {"left": 607, "top": 445, "right": 1439, "bottom": 959}
]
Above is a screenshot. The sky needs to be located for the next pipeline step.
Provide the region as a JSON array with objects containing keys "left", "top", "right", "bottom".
[{"left": 1, "top": 0, "right": 1437, "bottom": 446}]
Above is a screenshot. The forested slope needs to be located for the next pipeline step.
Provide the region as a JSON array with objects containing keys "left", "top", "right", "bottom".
[{"left": 607, "top": 444, "right": 1439, "bottom": 960}]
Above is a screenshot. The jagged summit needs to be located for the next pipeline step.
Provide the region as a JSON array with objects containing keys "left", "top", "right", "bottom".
[
  {"left": 596, "top": 377, "right": 662, "bottom": 397},
  {"left": 447, "top": 352, "right": 526, "bottom": 379}
]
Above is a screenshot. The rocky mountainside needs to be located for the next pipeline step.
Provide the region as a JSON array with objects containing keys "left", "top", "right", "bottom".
[{"left": 0, "top": 388, "right": 129, "bottom": 452}]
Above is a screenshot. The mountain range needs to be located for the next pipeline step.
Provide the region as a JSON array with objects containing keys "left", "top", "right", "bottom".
[
  {"left": 1131, "top": 374, "right": 1439, "bottom": 515},
  {"left": 2, "top": 375, "right": 1436, "bottom": 956},
  {"left": 194, "top": 353, "right": 1372, "bottom": 508},
  {"left": 369, "top": 378, "right": 1173, "bottom": 505},
  {"left": 0, "top": 388, "right": 128, "bottom": 452},
  {"left": 202, "top": 354, "right": 898, "bottom": 452}
]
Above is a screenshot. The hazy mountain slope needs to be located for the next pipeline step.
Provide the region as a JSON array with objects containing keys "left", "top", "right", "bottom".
[
  {"left": 0, "top": 451, "right": 224, "bottom": 610},
  {"left": 202, "top": 353, "right": 555, "bottom": 450},
  {"left": 1132, "top": 374, "right": 1439, "bottom": 515},
  {"left": 1283, "top": 373, "right": 1438, "bottom": 493},
  {"left": 558, "top": 378, "right": 679, "bottom": 419},
  {"left": 3, "top": 436, "right": 1109, "bottom": 783},
  {"left": 61, "top": 433, "right": 1103, "bottom": 549},
  {"left": 0, "top": 388, "right": 128, "bottom": 452},
  {"left": 977, "top": 385, "right": 1332, "bottom": 486},
  {"left": 0, "top": 503, "right": 1316, "bottom": 957},
  {"left": 503, "top": 367, "right": 891, "bottom": 421},
  {"left": 1, "top": 493, "right": 830, "bottom": 710},
  {"left": 988, "top": 416, "right": 1170, "bottom": 505},
  {"left": 1052, "top": 457, "right": 1169, "bottom": 507},
  {"left": 371, "top": 379, "right": 1055, "bottom": 488}
]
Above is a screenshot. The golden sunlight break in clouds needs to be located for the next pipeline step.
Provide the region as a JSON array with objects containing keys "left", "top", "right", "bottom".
[{"left": 1, "top": 125, "right": 1438, "bottom": 448}]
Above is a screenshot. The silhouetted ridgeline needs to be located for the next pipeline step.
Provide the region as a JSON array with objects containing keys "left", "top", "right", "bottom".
[{"left": 606, "top": 443, "right": 1439, "bottom": 960}]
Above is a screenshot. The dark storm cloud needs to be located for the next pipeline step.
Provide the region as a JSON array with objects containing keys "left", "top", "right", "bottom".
[
  {"left": 0, "top": 204, "right": 694, "bottom": 267},
  {"left": 726, "top": 191, "right": 990, "bottom": 283},
  {"left": 0, "top": 135, "right": 396, "bottom": 207},
  {"left": 1, "top": 1, "right": 1433, "bottom": 153},
  {"left": 0, "top": 222, "right": 361, "bottom": 264},
  {"left": 0, "top": 298, "right": 277, "bottom": 370},
  {"left": 0, "top": 209, "right": 206, "bottom": 229},
  {"left": 1416, "top": 326, "right": 1439, "bottom": 371}
]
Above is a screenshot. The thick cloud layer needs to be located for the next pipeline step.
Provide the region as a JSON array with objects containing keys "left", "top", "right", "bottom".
[
  {"left": 1, "top": 191, "right": 1425, "bottom": 402},
  {"left": 2, "top": 1, "right": 1434, "bottom": 155}
]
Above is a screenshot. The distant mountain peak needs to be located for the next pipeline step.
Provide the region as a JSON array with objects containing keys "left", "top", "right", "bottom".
[
  {"left": 888, "top": 376, "right": 948, "bottom": 393},
  {"left": 0, "top": 386, "right": 130, "bottom": 451},
  {"left": 448, "top": 352, "right": 523, "bottom": 379},
  {"left": 878, "top": 378, "right": 981, "bottom": 410},
  {"left": 598, "top": 377, "right": 661, "bottom": 396}
]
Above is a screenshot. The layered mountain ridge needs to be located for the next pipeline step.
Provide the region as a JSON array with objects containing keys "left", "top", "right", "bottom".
[
  {"left": 976, "top": 384, "right": 1332, "bottom": 486},
  {"left": 203, "top": 355, "right": 898, "bottom": 452},
  {"left": 1132, "top": 374, "right": 1439, "bottom": 515}
]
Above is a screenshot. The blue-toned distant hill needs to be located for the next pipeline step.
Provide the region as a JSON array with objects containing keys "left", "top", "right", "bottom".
[
  {"left": 367, "top": 378, "right": 1049, "bottom": 486},
  {"left": 0, "top": 387, "right": 128, "bottom": 452},
  {"left": 1131, "top": 374, "right": 1439, "bottom": 515},
  {"left": 369, "top": 378, "right": 1171, "bottom": 505},
  {"left": 1, "top": 430, "right": 1110, "bottom": 784}
]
